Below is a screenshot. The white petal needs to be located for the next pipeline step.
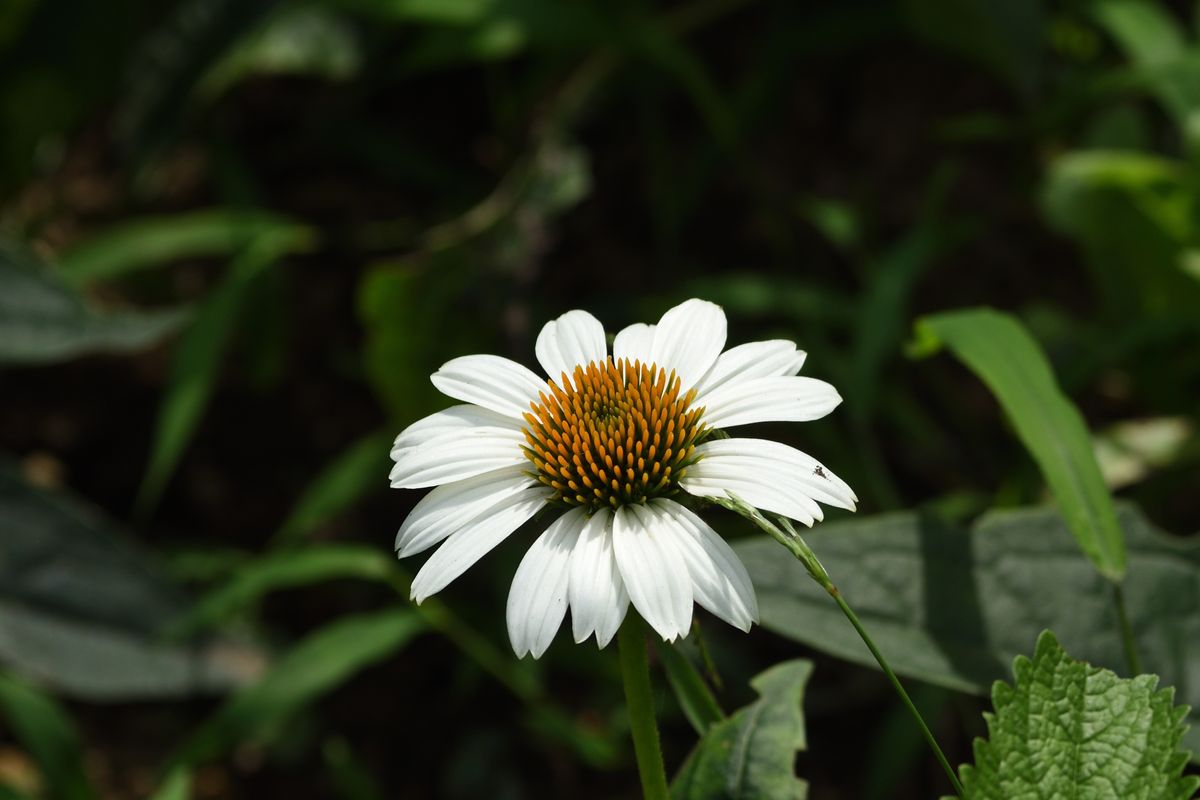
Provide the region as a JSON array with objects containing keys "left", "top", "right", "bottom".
[
  {"left": 651, "top": 499, "right": 758, "bottom": 631},
  {"left": 612, "top": 322, "right": 656, "bottom": 365},
  {"left": 648, "top": 299, "right": 726, "bottom": 390},
  {"left": 507, "top": 509, "right": 586, "bottom": 659},
  {"left": 693, "top": 340, "right": 806, "bottom": 398},
  {"left": 680, "top": 438, "right": 857, "bottom": 527},
  {"left": 389, "top": 420, "right": 526, "bottom": 489},
  {"left": 568, "top": 508, "right": 629, "bottom": 647},
  {"left": 391, "top": 404, "right": 522, "bottom": 452},
  {"left": 535, "top": 310, "right": 608, "bottom": 387},
  {"left": 612, "top": 504, "right": 694, "bottom": 641},
  {"left": 699, "top": 376, "right": 842, "bottom": 429},
  {"left": 430, "top": 354, "right": 548, "bottom": 419},
  {"left": 410, "top": 487, "right": 550, "bottom": 602},
  {"left": 396, "top": 466, "right": 537, "bottom": 557}
]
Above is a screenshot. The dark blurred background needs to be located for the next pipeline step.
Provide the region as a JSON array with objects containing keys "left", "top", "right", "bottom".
[{"left": 1, "top": 0, "right": 1199, "bottom": 797}]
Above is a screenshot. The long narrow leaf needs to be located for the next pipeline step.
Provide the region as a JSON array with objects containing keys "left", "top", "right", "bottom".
[
  {"left": 173, "top": 609, "right": 425, "bottom": 767},
  {"left": 913, "top": 307, "right": 1126, "bottom": 581},
  {"left": 655, "top": 640, "right": 723, "bottom": 735},
  {"left": 136, "top": 230, "right": 304, "bottom": 515},
  {"left": 167, "top": 545, "right": 396, "bottom": 639},
  {"left": 0, "top": 674, "right": 94, "bottom": 800}
]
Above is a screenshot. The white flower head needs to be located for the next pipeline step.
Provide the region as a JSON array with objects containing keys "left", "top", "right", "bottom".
[{"left": 389, "top": 299, "right": 856, "bottom": 658}]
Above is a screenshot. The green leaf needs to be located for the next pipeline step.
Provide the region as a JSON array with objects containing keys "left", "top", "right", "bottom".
[
  {"left": 167, "top": 545, "right": 397, "bottom": 639},
  {"left": 57, "top": 209, "right": 312, "bottom": 286},
  {"left": 732, "top": 502, "right": 1200, "bottom": 755},
  {"left": 197, "top": 6, "right": 361, "bottom": 101},
  {"left": 913, "top": 307, "right": 1126, "bottom": 581},
  {"left": 0, "top": 462, "right": 261, "bottom": 700},
  {"left": 0, "top": 240, "right": 186, "bottom": 364},
  {"left": 958, "top": 631, "right": 1199, "bottom": 800},
  {"left": 271, "top": 429, "right": 393, "bottom": 546},
  {"left": 671, "top": 660, "right": 811, "bottom": 800},
  {"left": 136, "top": 231, "right": 303, "bottom": 515},
  {"left": 656, "top": 640, "right": 724, "bottom": 736},
  {"left": 0, "top": 673, "right": 94, "bottom": 800},
  {"left": 148, "top": 768, "right": 191, "bottom": 800},
  {"left": 1041, "top": 150, "right": 1200, "bottom": 317},
  {"left": 1093, "top": 1, "right": 1200, "bottom": 125},
  {"left": 173, "top": 609, "right": 426, "bottom": 766}
]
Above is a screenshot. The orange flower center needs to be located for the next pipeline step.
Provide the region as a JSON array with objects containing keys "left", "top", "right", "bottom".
[{"left": 522, "top": 358, "right": 707, "bottom": 510}]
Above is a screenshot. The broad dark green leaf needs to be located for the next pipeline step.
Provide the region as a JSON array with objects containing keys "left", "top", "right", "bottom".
[
  {"left": 656, "top": 640, "right": 724, "bottom": 736},
  {"left": 0, "top": 673, "right": 94, "bottom": 800},
  {"left": 271, "top": 429, "right": 393, "bottom": 546},
  {"left": 0, "top": 241, "right": 186, "bottom": 364},
  {"left": 168, "top": 545, "right": 397, "bottom": 639},
  {"left": 58, "top": 209, "right": 312, "bottom": 286},
  {"left": 671, "top": 660, "right": 811, "bottom": 800},
  {"left": 733, "top": 503, "right": 1200, "bottom": 754},
  {"left": 173, "top": 609, "right": 425, "bottom": 766},
  {"left": 913, "top": 308, "right": 1126, "bottom": 581},
  {"left": 957, "top": 631, "right": 1199, "bottom": 800},
  {"left": 0, "top": 463, "right": 260, "bottom": 700}
]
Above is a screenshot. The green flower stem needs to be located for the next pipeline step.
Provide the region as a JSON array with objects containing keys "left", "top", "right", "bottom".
[
  {"left": 716, "top": 494, "right": 965, "bottom": 799},
  {"left": 1112, "top": 584, "right": 1142, "bottom": 676},
  {"left": 618, "top": 612, "right": 671, "bottom": 800}
]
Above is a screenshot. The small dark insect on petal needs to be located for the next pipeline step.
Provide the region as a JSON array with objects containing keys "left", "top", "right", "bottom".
[{"left": 813, "top": 466, "right": 827, "bottom": 479}]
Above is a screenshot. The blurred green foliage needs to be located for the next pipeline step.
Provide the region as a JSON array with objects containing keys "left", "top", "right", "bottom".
[{"left": 1, "top": 0, "right": 1199, "bottom": 796}]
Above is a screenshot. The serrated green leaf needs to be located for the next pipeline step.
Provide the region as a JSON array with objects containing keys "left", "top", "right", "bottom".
[
  {"left": 0, "top": 240, "right": 186, "bottom": 364},
  {"left": 959, "top": 631, "right": 1199, "bottom": 800},
  {"left": 271, "top": 429, "right": 393, "bottom": 546},
  {"left": 914, "top": 308, "right": 1126, "bottom": 581},
  {"left": 732, "top": 502, "right": 1200, "bottom": 756},
  {"left": 173, "top": 609, "right": 425, "bottom": 767},
  {"left": 167, "top": 545, "right": 397, "bottom": 639},
  {"left": 0, "top": 673, "right": 94, "bottom": 800},
  {"left": 671, "top": 660, "right": 811, "bottom": 800},
  {"left": 0, "top": 462, "right": 260, "bottom": 700}
]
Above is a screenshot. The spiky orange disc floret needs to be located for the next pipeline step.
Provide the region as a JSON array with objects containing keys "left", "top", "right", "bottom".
[{"left": 522, "top": 358, "right": 707, "bottom": 510}]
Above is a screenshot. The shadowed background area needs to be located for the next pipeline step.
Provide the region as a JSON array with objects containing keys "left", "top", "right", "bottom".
[{"left": 2, "top": 0, "right": 1199, "bottom": 797}]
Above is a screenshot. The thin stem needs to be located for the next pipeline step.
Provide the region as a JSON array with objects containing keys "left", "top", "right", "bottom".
[
  {"left": 618, "top": 613, "right": 670, "bottom": 800},
  {"left": 829, "top": 587, "right": 965, "bottom": 798},
  {"left": 714, "top": 493, "right": 964, "bottom": 798},
  {"left": 1111, "top": 584, "right": 1142, "bottom": 676}
]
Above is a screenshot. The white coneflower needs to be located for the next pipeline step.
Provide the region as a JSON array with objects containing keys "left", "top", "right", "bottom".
[{"left": 390, "top": 299, "right": 856, "bottom": 658}]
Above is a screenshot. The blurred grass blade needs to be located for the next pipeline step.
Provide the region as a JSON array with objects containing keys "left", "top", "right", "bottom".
[
  {"left": 116, "top": 0, "right": 279, "bottom": 154},
  {"left": 1094, "top": 0, "right": 1186, "bottom": 67},
  {"left": 655, "top": 640, "right": 723, "bottom": 736},
  {"left": 167, "top": 545, "right": 396, "bottom": 639},
  {"left": 174, "top": 609, "right": 426, "bottom": 767},
  {"left": 149, "top": 768, "right": 191, "bottom": 800},
  {"left": 272, "top": 429, "right": 394, "bottom": 547},
  {"left": 136, "top": 230, "right": 305, "bottom": 516},
  {"left": 0, "top": 674, "right": 95, "bottom": 800},
  {"left": 58, "top": 209, "right": 311, "bottom": 286},
  {"left": 912, "top": 308, "right": 1126, "bottom": 581},
  {"left": 0, "top": 240, "right": 186, "bottom": 364}
]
